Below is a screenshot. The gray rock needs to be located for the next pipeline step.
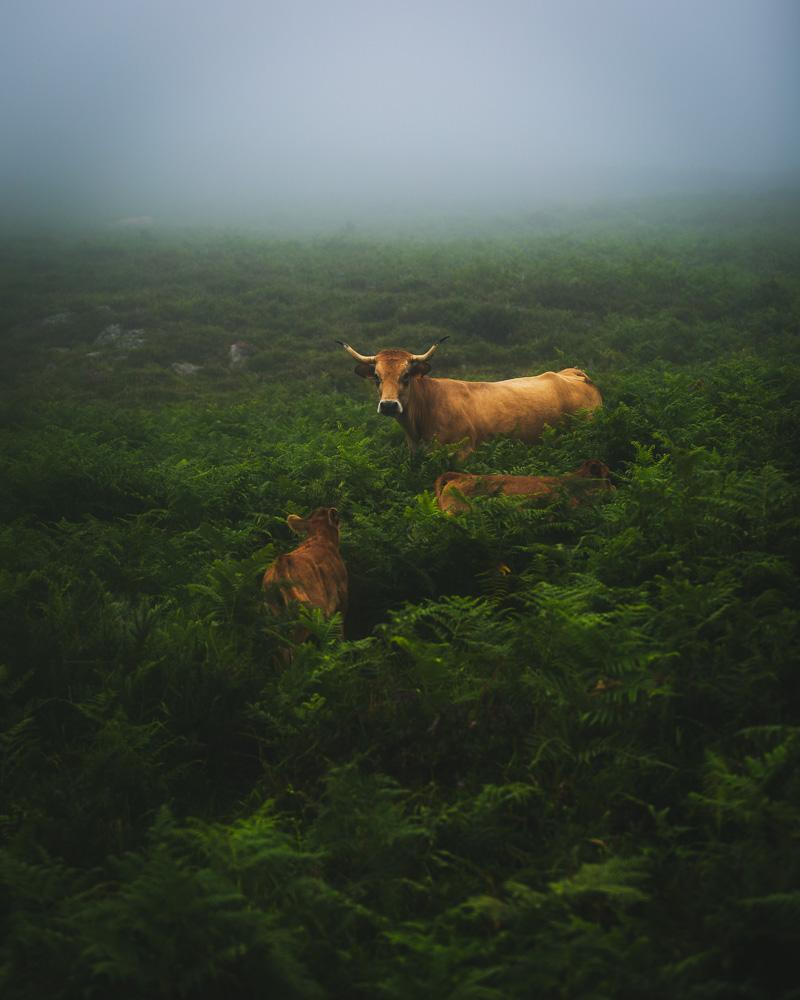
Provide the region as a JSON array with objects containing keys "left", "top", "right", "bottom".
[
  {"left": 41, "top": 312, "right": 72, "bottom": 326},
  {"left": 95, "top": 325, "right": 145, "bottom": 350},
  {"left": 229, "top": 340, "right": 255, "bottom": 368},
  {"left": 171, "top": 362, "right": 201, "bottom": 376},
  {"left": 95, "top": 323, "right": 122, "bottom": 343}
]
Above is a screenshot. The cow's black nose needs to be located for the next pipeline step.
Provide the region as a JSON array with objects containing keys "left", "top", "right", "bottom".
[{"left": 378, "top": 399, "right": 401, "bottom": 416}]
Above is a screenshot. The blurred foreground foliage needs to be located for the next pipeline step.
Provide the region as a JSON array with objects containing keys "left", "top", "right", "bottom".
[{"left": 1, "top": 198, "right": 800, "bottom": 997}]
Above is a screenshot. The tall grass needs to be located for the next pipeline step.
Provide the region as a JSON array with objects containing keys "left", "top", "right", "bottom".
[{"left": 2, "top": 195, "right": 799, "bottom": 998}]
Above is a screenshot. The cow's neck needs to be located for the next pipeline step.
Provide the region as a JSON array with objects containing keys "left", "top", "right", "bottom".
[
  {"left": 297, "top": 532, "right": 339, "bottom": 552},
  {"left": 397, "top": 376, "right": 437, "bottom": 445}
]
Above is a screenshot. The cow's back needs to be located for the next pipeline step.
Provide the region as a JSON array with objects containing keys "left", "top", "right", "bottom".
[
  {"left": 435, "top": 472, "right": 554, "bottom": 513},
  {"left": 263, "top": 545, "right": 348, "bottom": 618},
  {"left": 435, "top": 461, "right": 612, "bottom": 514},
  {"left": 422, "top": 368, "right": 602, "bottom": 453},
  {"left": 496, "top": 368, "right": 602, "bottom": 413}
]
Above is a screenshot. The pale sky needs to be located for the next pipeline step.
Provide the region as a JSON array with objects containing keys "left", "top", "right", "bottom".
[{"left": 1, "top": 0, "right": 798, "bottom": 223}]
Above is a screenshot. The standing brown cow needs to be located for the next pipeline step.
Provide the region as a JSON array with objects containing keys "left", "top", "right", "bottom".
[
  {"left": 262, "top": 507, "right": 348, "bottom": 652},
  {"left": 434, "top": 460, "right": 613, "bottom": 514},
  {"left": 338, "top": 339, "right": 602, "bottom": 457}
]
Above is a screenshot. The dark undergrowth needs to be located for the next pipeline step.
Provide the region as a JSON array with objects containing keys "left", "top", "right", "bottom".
[{"left": 2, "top": 194, "right": 800, "bottom": 998}]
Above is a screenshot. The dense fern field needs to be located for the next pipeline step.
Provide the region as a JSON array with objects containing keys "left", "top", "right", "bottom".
[{"left": 2, "top": 196, "right": 800, "bottom": 998}]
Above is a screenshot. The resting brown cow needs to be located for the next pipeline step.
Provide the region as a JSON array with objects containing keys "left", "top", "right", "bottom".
[
  {"left": 434, "top": 460, "right": 613, "bottom": 514},
  {"left": 337, "top": 339, "right": 602, "bottom": 457},
  {"left": 262, "top": 507, "right": 348, "bottom": 651}
]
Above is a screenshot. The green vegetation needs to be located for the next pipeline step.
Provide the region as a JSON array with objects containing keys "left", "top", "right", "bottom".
[{"left": 2, "top": 195, "right": 799, "bottom": 998}]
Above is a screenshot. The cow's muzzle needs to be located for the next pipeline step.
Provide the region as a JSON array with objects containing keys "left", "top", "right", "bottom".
[{"left": 378, "top": 399, "right": 403, "bottom": 416}]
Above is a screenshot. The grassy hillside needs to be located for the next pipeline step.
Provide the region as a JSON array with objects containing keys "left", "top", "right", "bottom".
[{"left": 2, "top": 196, "right": 800, "bottom": 998}]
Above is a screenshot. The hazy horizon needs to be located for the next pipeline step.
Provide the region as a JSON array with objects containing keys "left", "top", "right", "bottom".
[{"left": 2, "top": 0, "right": 798, "bottom": 229}]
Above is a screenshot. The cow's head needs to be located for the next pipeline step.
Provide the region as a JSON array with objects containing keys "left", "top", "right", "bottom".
[
  {"left": 336, "top": 339, "right": 447, "bottom": 416},
  {"left": 287, "top": 507, "right": 341, "bottom": 543},
  {"left": 574, "top": 460, "right": 611, "bottom": 481}
]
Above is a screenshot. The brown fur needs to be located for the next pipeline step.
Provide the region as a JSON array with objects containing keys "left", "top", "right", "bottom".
[
  {"left": 354, "top": 350, "right": 602, "bottom": 457},
  {"left": 262, "top": 507, "right": 348, "bottom": 653},
  {"left": 434, "top": 460, "right": 613, "bottom": 514}
]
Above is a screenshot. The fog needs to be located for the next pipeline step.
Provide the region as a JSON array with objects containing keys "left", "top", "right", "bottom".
[{"left": 1, "top": 0, "right": 798, "bottom": 228}]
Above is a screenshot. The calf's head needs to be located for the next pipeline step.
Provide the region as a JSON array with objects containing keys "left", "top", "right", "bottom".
[
  {"left": 573, "top": 460, "right": 611, "bottom": 481},
  {"left": 286, "top": 506, "right": 341, "bottom": 544},
  {"left": 336, "top": 339, "right": 446, "bottom": 416}
]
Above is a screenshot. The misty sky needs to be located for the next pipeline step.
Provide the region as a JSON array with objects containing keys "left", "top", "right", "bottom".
[{"left": 1, "top": 0, "right": 798, "bottom": 223}]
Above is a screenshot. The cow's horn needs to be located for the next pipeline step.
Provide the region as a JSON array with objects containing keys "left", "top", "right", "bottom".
[
  {"left": 410, "top": 336, "right": 449, "bottom": 363},
  {"left": 335, "top": 340, "right": 377, "bottom": 364}
]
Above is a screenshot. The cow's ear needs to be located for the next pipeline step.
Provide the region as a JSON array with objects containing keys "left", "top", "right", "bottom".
[
  {"left": 327, "top": 507, "right": 340, "bottom": 526},
  {"left": 409, "top": 361, "right": 431, "bottom": 377},
  {"left": 354, "top": 363, "right": 375, "bottom": 379},
  {"left": 286, "top": 514, "right": 308, "bottom": 535}
]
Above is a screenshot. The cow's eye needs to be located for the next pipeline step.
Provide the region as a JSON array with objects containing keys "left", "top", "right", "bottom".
[{"left": 400, "top": 374, "right": 410, "bottom": 385}]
